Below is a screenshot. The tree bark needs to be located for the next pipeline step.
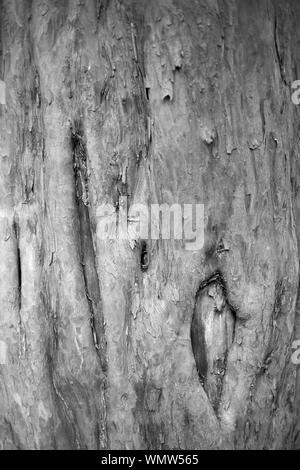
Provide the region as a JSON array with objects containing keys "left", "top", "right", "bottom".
[{"left": 0, "top": 0, "right": 300, "bottom": 450}]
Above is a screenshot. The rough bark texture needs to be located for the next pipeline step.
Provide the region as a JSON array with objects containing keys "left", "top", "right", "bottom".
[{"left": 0, "top": 0, "right": 300, "bottom": 450}]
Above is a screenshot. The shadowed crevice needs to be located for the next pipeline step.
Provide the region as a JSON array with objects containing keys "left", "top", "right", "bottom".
[{"left": 71, "top": 120, "right": 107, "bottom": 371}]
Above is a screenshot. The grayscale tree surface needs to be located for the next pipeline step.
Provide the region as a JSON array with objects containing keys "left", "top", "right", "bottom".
[{"left": 0, "top": 0, "right": 300, "bottom": 450}]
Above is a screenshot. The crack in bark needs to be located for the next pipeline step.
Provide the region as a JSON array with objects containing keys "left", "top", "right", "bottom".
[
  {"left": 140, "top": 240, "right": 149, "bottom": 271},
  {"left": 12, "top": 218, "right": 22, "bottom": 312},
  {"left": 274, "top": 14, "right": 288, "bottom": 86},
  {"left": 71, "top": 120, "right": 107, "bottom": 372},
  {"left": 52, "top": 379, "right": 81, "bottom": 449}
]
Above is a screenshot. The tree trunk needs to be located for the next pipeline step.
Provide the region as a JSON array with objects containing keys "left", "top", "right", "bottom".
[{"left": 0, "top": 0, "right": 300, "bottom": 450}]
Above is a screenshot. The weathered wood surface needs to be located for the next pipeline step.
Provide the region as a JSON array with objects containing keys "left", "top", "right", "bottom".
[{"left": 0, "top": 0, "right": 300, "bottom": 449}]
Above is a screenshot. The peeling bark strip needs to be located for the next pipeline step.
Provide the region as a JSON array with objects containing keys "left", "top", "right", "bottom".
[{"left": 0, "top": 0, "right": 300, "bottom": 450}]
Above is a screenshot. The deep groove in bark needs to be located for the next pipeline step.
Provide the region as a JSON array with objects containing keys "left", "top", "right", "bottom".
[
  {"left": 12, "top": 218, "right": 22, "bottom": 311},
  {"left": 71, "top": 120, "right": 108, "bottom": 448},
  {"left": 16, "top": 247, "right": 22, "bottom": 311},
  {"left": 71, "top": 120, "right": 107, "bottom": 371},
  {"left": 274, "top": 14, "right": 288, "bottom": 86},
  {"left": 140, "top": 240, "right": 149, "bottom": 272}
]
